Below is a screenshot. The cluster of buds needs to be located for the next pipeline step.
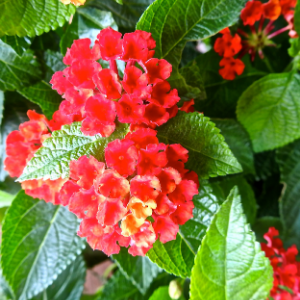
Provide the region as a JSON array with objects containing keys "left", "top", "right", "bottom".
[
  {"left": 214, "top": 0, "right": 298, "bottom": 80},
  {"left": 261, "top": 227, "right": 300, "bottom": 300},
  {"left": 50, "top": 27, "right": 180, "bottom": 136},
  {"left": 57, "top": 129, "right": 199, "bottom": 256}
]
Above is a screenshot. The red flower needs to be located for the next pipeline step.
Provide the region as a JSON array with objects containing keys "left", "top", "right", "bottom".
[
  {"left": 152, "top": 214, "right": 179, "bottom": 243},
  {"left": 168, "top": 180, "right": 198, "bottom": 205},
  {"left": 214, "top": 32, "right": 242, "bottom": 57},
  {"left": 180, "top": 99, "right": 195, "bottom": 113},
  {"left": 81, "top": 95, "right": 117, "bottom": 137},
  {"left": 137, "top": 143, "right": 168, "bottom": 175},
  {"left": 97, "top": 27, "right": 123, "bottom": 60},
  {"left": 125, "top": 128, "right": 158, "bottom": 150},
  {"left": 105, "top": 139, "right": 139, "bottom": 177},
  {"left": 63, "top": 38, "right": 100, "bottom": 65},
  {"left": 144, "top": 58, "right": 172, "bottom": 84},
  {"left": 219, "top": 57, "right": 245, "bottom": 80},
  {"left": 144, "top": 103, "right": 169, "bottom": 126},
  {"left": 280, "top": 0, "right": 297, "bottom": 17},
  {"left": 241, "top": 0, "right": 263, "bottom": 26},
  {"left": 263, "top": 0, "right": 282, "bottom": 20},
  {"left": 149, "top": 81, "right": 180, "bottom": 108},
  {"left": 93, "top": 69, "right": 122, "bottom": 100}
]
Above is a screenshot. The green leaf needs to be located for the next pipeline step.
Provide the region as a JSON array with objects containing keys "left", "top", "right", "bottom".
[
  {"left": 0, "top": 0, "right": 76, "bottom": 37},
  {"left": 1, "top": 191, "right": 85, "bottom": 300},
  {"left": 190, "top": 187, "right": 273, "bottom": 300},
  {"left": 195, "top": 51, "right": 266, "bottom": 118},
  {"left": 18, "top": 122, "right": 129, "bottom": 182},
  {"left": 88, "top": 0, "right": 154, "bottom": 30},
  {"left": 0, "top": 191, "right": 14, "bottom": 208},
  {"left": 0, "top": 40, "right": 42, "bottom": 91},
  {"left": 17, "top": 81, "right": 62, "bottom": 119},
  {"left": 295, "top": 0, "right": 300, "bottom": 36},
  {"left": 149, "top": 285, "right": 185, "bottom": 300},
  {"left": 236, "top": 72, "right": 300, "bottom": 152},
  {"left": 211, "top": 176, "right": 257, "bottom": 225},
  {"left": 212, "top": 119, "right": 255, "bottom": 175},
  {"left": 157, "top": 111, "right": 242, "bottom": 179},
  {"left": 60, "top": 7, "right": 117, "bottom": 55},
  {"left": 112, "top": 248, "right": 162, "bottom": 294},
  {"left": 147, "top": 184, "right": 221, "bottom": 277},
  {"left": 30, "top": 256, "right": 86, "bottom": 300},
  {"left": 0, "top": 268, "right": 14, "bottom": 300},
  {"left": 137, "top": 0, "right": 246, "bottom": 66},
  {"left": 276, "top": 139, "right": 300, "bottom": 248},
  {"left": 254, "top": 150, "right": 279, "bottom": 180},
  {"left": 0, "top": 36, "right": 31, "bottom": 56}
]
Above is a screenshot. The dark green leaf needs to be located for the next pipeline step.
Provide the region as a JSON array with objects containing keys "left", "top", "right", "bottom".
[
  {"left": 44, "top": 50, "right": 65, "bottom": 83},
  {"left": 254, "top": 150, "right": 279, "bottom": 180},
  {"left": 237, "top": 72, "right": 300, "bottom": 152},
  {"left": 112, "top": 248, "right": 161, "bottom": 294},
  {"left": 1, "top": 191, "right": 85, "bottom": 300},
  {"left": 252, "top": 217, "right": 283, "bottom": 243},
  {"left": 276, "top": 139, "right": 300, "bottom": 248},
  {"left": 0, "top": 41, "right": 42, "bottom": 91},
  {"left": 0, "top": 0, "right": 76, "bottom": 37},
  {"left": 157, "top": 111, "right": 242, "bottom": 179},
  {"left": 147, "top": 184, "right": 221, "bottom": 277},
  {"left": 18, "top": 81, "right": 62, "bottom": 119},
  {"left": 60, "top": 8, "right": 117, "bottom": 55},
  {"left": 211, "top": 176, "right": 257, "bottom": 225},
  {"left": 190, "top": 187, "right": 273, "bottom": 300},
  {"left": 30, "top": 256, "right": 86, "bottom": 300},
  {"left": 0, "top": 36, "right": 31, "bottom": 56},
  {"left": 195, "top": 51, "right": 266, "bottom": 118},
  {"left": 88, "top": 0, "right": 154, "bottom": 30},
  {"left": 18, "top": 122, "right": 129, "bottom": 181},
  {"left": 212, "top": 119, "right": 255, "bottom": 175}
]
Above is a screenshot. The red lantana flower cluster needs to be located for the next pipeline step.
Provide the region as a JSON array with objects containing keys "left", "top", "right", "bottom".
[
  {"left": 50, "top": 27, "right": 180, "bottom": 137},
  {"left": 261, "top": 227, "right": 300, "bottom": 300},
  {"left": 57, "top": 129, "right": 199, "bottom": 256},
  {"left": 4, "top": 110, "right": 67, "bottom": 203},
  {"left": 214, "top": 0, "right": 298, "bottom": 80}
]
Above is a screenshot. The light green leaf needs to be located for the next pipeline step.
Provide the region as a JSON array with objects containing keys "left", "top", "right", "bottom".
[
  {"left": 30, "top": 256, "right": 86, "bottom": 300},
  {"left": 0, "top": 0, "right": 76, "bottom": 37},
  {"left": 112, "top": 248, "right": 161, "bottom": 294},
  {"left": 236, "top": 72, "right": 300, "bottom": 152},
  {"left": 212, "top": 119, "right": 255, "bottom": 175},
  {"left": 0, "top": 191, "right": 14, "bottom": 208},
  {"left": 1, "top": 191, "right": 85, "bottom": 300},
  {"left": 0, "top": 36, "right": 31, "bottom": 56},
  {"left": 0, "top": 40, "right": 42, "bottom": 91},
  {"left": 147, "top": 184, "right": 221, "bottom": 277},
  {"left": 18, "top": 122, "right": 129, "bottom": 182},
  {"left": 190, "top": 187, "right": 273, "bottom": 300},
  {"left": 157, "top": 111, "right": 242, "bottom": 179},
  {"left": 18, "top": 81, "right": 62, "bottom": 119},
  {"left": 276, "top": 139, "right": 300, "bottom": 248}
]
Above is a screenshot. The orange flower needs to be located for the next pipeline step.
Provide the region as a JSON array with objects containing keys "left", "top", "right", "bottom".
[
  {"left": 214, "top": 32, "right": 242, "bottom": 57},
  {"left": 219, "top": 57, "right": 245, "bottom": 80},
  {"left": 280, "top": 0, "right": 297, "bottom": 16},
  {"left": 60, "top": 0, "right": 86, "bottom": 5},
  {"left": 263, "top": 0, "right": 282, "bottom": 20},
  {"left": 241, "top": 0, "right": 263, "bottom": 26}
]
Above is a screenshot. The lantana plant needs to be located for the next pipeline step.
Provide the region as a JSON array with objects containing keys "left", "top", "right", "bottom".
[{"left": 0, "top": 0, "right": 300, "bottom": 299}]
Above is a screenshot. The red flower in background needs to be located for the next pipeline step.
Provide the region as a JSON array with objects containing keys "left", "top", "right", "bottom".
[
  {"left": 219, "top": 57, "right": 245, "bottom": 80},
  {"left": 261, "top": 227, "right": 300, "bottom": 299},
  {"left": 241, "top": 0, "right": 263, "bottom": 26}
]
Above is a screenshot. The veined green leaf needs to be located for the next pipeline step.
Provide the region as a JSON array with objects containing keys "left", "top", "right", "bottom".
[
  {"left": 276, "top": 139, "right": 300, "bottom": 248},
  {"left": 147, "top": 184, "right": 221, "bottom": 278},
  {"left": 18, "top": 122, "right": 129, "bottom": 182},
  {"left": 0, "top": 40, "right": 42, "bottom": 91},
  {"left": 1, "top": 191, "right": 85, "bottom": 300},
  {"left": 112, "top": 248, "right": 162, "bottom": 294},
  {"left": 0, "top": 0, "right": 76, "bottom": 37},
  {"left": 190, "top": 187, "right": 273, "bottom": 300},
  {"left": 0, "top": 36, "right": 31, "bottom": 56},
  {"left": 236, "top": 72, "right": 300, "bottom": 152},
  {"left": 157, "top": 111, "right": 242, "bottom": 179},
  {"left": 30, "top": 256, "right": 86, "bottom": 300}
]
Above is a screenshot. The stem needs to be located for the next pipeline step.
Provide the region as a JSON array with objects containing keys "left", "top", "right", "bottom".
[
  {"left": 264, "top": 20, "right": 274, "bottom": 34},
  {"left": 237, "top": 28, "right": 249, "bottom": 38},
  {"left": 258, "top": 16, "right": 265, "bottom": 32},
  {"left": 249, "top": 25, "right": 256, "bottom": 34},
  {"left": 262, "top": 56, "right": 275, "bottom": 72},
  {"left": 267, "top": 25, "right": 291, "bottom": 39}
]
